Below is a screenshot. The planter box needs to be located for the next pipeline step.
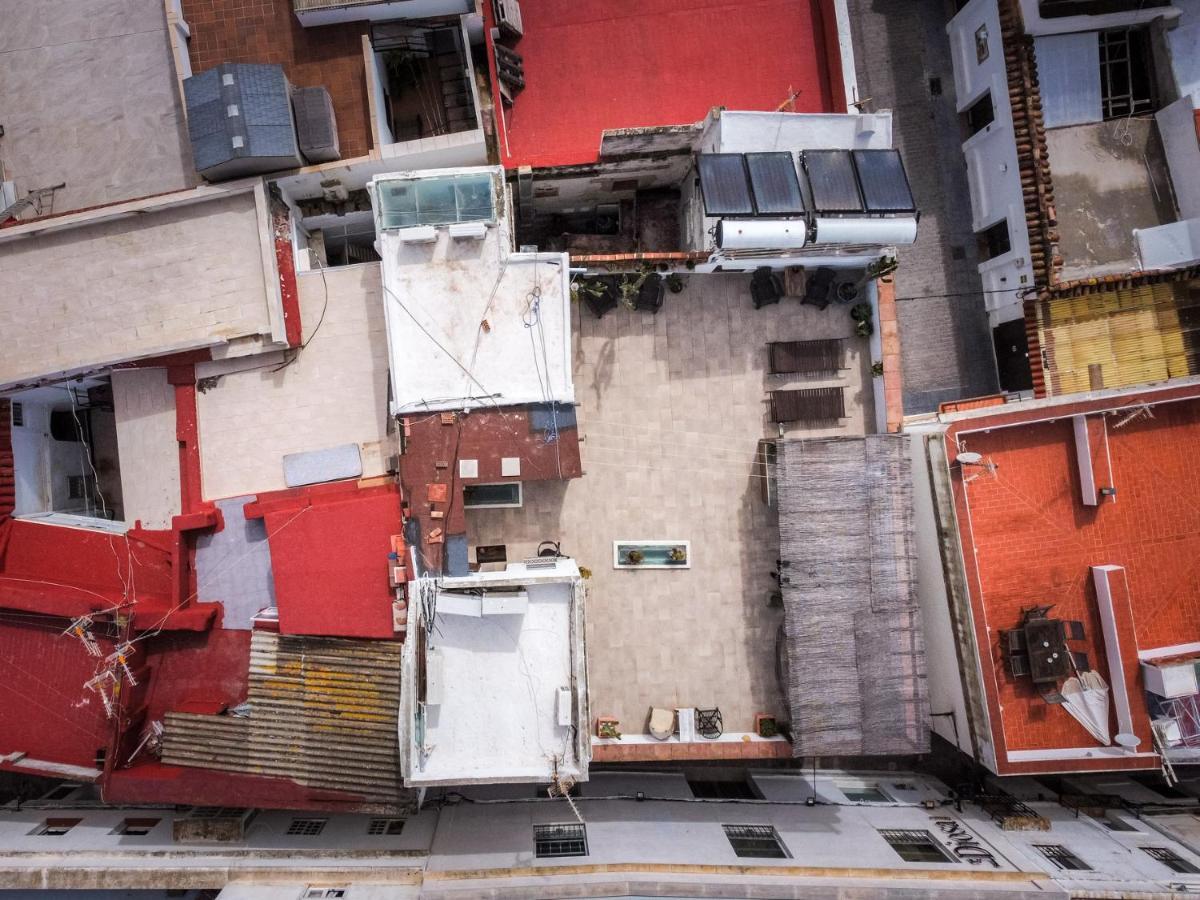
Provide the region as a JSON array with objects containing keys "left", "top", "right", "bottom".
[{"left": 613, "top": 540, "right": 691, "bottom": 569}]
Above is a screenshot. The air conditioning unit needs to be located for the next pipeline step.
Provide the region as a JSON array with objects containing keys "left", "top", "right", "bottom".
[
  {"left": 292, "top": 86, "right": 340, "bottom": 163},
  {"left": 494, "top": 0, "right": 524, "bottom": 37}
]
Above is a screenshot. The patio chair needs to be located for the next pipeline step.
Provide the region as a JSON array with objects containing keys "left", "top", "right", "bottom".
[
  {"left": 1003, "top": 629, "right": 1026, "bottom": 655},
  {"left": 1021, "top": 604, "right": 1054, "bottom": 624},
  {"left": 634, "top": 273, "right": 664, "bottom": 313},
  {"left": 581, "top": 276, "right": 618, "bottom": 319},
  {"left": 1040, "top": 686, "right": 1066, "bottom": 705},
  {"left": 1008, "top": 653, "right": 1030, "bottom": 678},
  {"left": 648, "top": 707, "right": 675, "bottom": 741},
  {"left": 1065, "top": 620, "right": 1086, "bottom": 641},
  {"left": 695, "top": 707, "right": 723, "bottom": 739},
  {"left": 1071, "top": 651, "right": 1090, "bottom": 672},
  {"left": 750, "top": 267, "right": 783, "bottom": 309},
  {"left": 801, "top": 267, "right": 835, "bottom": 310}
]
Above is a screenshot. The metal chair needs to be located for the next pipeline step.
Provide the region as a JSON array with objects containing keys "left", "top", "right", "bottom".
[
  {"left": 1071, "top": 651, "right": 1089, "bottom": 672},
  {"left": 1065, "top": 620, "right": 1086, "bottom": 641},
  {"left": 1008, "top": 654, "right": 1030, "bottom": 678},
  {"left": 1040, "top": 686, "right": 1066, "bottom": 705},
  {"left": 1021, "top": 604, "right": 1054, "bottom": 624},
  {"left": 1003, "top": 629, "right": 1026, "bottom": 655},
  {"left": 695, "top": 707, "right": 723, "bottom": 739}
]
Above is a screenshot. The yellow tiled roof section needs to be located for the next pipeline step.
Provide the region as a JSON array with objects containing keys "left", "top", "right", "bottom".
[{"left": 1039, "top": 281, "right": 1197, "bottom": 395}]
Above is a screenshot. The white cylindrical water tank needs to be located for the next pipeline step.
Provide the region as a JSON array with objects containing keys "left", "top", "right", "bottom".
[
  {"left": 812, "top": 217, "right": 918, "bottom": 245},
  {"left": 716, "top": 219, "right": 808, "bottom": 251}
]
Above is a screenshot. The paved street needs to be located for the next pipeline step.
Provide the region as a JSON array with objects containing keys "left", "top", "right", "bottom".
[{"left": 846, "top": 0, "right": 1001, "bottom": 412}]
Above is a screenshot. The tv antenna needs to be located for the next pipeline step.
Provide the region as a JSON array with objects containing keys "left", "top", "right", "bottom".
[{"left": 956, "top": 450, "right": 998, "bottom": 483}]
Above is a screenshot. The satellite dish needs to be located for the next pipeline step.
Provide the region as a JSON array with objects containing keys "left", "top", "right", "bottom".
[{"left": 956, "top": 451, "right": 984, "bottom": 465}]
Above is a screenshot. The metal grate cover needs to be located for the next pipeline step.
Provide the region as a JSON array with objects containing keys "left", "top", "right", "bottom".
[
  {"left": 769, "top": 387, "right": 845, "bottom": 423},
  {"left": 768, "top": 339, "right": 844, "bottom": 376}
]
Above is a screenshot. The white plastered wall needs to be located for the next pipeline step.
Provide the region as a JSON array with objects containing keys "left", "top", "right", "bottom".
[
  {"left": 949, "top": 0, "right": 1033, "bottom": 327},
  {"left": 113, "top": 368, "right": 182, "bottom": 530}
]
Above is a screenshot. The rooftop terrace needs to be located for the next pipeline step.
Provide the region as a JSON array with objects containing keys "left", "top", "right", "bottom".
[
  {"left": 943, "top": 385, "right": 1200, "bottom": 774},
  {"left": 485, "top": 0, "right": 846, "bottom": 169},
  {"left": 464, "top": 271, "right": 874, "bottom": 742}
]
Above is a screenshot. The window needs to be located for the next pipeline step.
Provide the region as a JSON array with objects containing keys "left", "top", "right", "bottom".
[
  {"left": 688, "top": 777, "right": 757, "bottom": 800},
  {"left": 723, "top": 824, "right": 788, "bottom": 859},
  {"left": 880, "top": 829, "right": 954, "bottom": 863},
  {"left": 286, "top": 818, "right": 327, "bottom": 836},
  {"left": 1099, "top": 27, "right": 1158, "bottom": 119},
  {"left": 975, "top": 24, "right": 990, "bottom": 63},
  {"left": 840, "top": 784, "right": 891, "bottom": 803},
  {"left": 10, "top": 402, "right": 23, "bottom": 428},
  {"left": 39, "top": 784, "right": 79, "bottom": 801},
  {"left": 1143, "top": 846, "right": 1200, "bottom": 874},
  {"left": 1035, "top": 844, "right": 1091, "bottom": 871},
  {"left": 37, "top": 818, "right": 81, "bottom": 836},
  {"left": 977, "top": 219, "right": 1012, "bottom": 261},
  {"left": 367, "top": 818, "right": 405, "bottom": 836},
  {"left": 67, "top": 474, "right": 94, "bottom": 501},
  {"left": 462, "top": 482, "right": 522, "bottom": 509},
  {"left": 116, "top": 817, "right": 160, "bottom": 836},
  {"left": 305, "top": 891, "right": 347, "bottom": 899},
  {"left": 965, "top": 92, "right": 994, "bottom": 136},
  {"left": 533, "top": 823, "right": 588, "bottom": 858}
]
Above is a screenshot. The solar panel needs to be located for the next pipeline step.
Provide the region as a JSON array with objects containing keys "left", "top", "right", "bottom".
[
  {"left": 697, "top": 154, "right": 755, "bottom": 216},
  {"left": 801, "top": 150, "right": 863, "bottom": 213},
  {"left": 852, "top": 149, "right": 916, "bottom": 213},
  {"left": 745, "top": 152, "right": 805, "bottom": 215}
]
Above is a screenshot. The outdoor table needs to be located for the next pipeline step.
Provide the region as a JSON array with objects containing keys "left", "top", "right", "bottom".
[{"left": 1025, "top": 617, "right": 1070, "bottom": 683}]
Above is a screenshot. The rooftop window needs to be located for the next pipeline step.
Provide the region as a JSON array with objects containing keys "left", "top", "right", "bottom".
[
  {"left": 376, "top": 173, "right": 495, "bottom": 230},
  {"left": 688, "top": 777, "right": 758, "bottom": 800},
  {"left": 286, "top": 818, "right": 328, "bottom": 837},
  {"left": 840, "top": 783, "right": 892, "bottom": 803},
  {"left": 36, "top": 818, "right": 81, "bottom": 837},
  {"left": 1035, "top": 844, "right": 1091, "bottom": 871},
  {"left": 116, "top": 817, "right": 160, "bottom": 836},
  {"left": 723, "top": 824, "right": 789, "bottom": 859},
  {"left": 367, "top": 818, "right": 405, "bottom": 836},
  {"left": 1143, "top": 846, "right": 1200, "bottom": 874},
  {"left": 534, "top": 823, "right": 588, "bottom": 858},
  {"left": 880, "top": 829, "right": 953, "bottom": 863}
]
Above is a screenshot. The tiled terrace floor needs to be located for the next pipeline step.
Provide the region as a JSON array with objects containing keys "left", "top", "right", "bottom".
[
  {"left": 467, "top": 273, "right": 873, "bottom": 733},
  {"left": 181, "top": 0, "right": 373, "bottom": 160}
]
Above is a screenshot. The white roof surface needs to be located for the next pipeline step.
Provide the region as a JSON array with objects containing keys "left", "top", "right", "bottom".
[{"left": 372, "top": 168, "right": 573, "bottom": 414}]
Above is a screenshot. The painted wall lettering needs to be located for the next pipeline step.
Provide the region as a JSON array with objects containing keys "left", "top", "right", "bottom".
[{"left": 932, "top": 816, "right": 1001, "bottom": 868}]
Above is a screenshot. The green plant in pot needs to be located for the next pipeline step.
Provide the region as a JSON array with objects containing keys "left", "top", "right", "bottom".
[
  {"left": 850, "top": 302, "right": 874, "bottom": 338},
  {"left": 625, "top": 549, "right": 645, "bottom": 565},
  {"left": 666, "top": 546, "right": 687, "bottom": 564},
  {"left": 665, "top": 273, "right": 685, "bottom": 294},
  {"left": 571, "top": 278, "right": 605, "bottom": 304}
]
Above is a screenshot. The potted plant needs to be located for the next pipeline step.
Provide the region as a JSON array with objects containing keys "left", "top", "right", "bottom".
[
  {"left": 755, "top": 713, "right": 778, "bottom": 738},
  {"left": 597, "top": 717, "right": 621, "bottom": 739},
  {"left": 871, "top": 361, "right": 884, "bottom": 378},
  {"left": 665, "top": 273, "right": 685, "bottom": 293},
  {"left": 666, "top": 546, "right": 687, "bottom": 564},
  {"left": 624, "top": 549, "right": 645, "bottom": 565},
  {"left": 850, "top": 302, "right": 874, "bottom": 338}
]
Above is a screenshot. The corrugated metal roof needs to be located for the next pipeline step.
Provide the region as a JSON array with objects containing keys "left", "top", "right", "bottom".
[{"left": 162, "top": 631, "right": 413, "bottom": 810}]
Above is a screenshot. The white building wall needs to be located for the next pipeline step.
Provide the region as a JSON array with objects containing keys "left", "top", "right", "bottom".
[
  {"left": 949, "top": 0, "right": 1033, "bottom": 327},
  {"left": 112, "top": 368, "right": 182, "bottom": 530},
  {"left": 196, "top": 263, "right": 392, "bottom": 501},
  {"left": 0, "top": 190, "right": 275, "bottom": 389}
]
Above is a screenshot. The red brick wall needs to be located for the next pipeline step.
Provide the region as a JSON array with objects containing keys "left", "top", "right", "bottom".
[{"left": 181, "top": 0, "right": 373, "bottom": 160}]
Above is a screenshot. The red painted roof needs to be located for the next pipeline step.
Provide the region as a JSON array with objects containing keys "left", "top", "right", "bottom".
[
  {"left": 248, "top": 483, "right": 402, "bottom": 640},
  {"left": 486, "top": 0, "right": 843, "bottom": 169},
  {"left": 945, "top": 386, "right": 1200, "bottom": 774}
]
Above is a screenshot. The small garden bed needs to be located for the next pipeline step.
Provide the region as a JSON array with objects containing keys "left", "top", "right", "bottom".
[{"left": 613, "top": 540, "right": 691, "bottom": 569}]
